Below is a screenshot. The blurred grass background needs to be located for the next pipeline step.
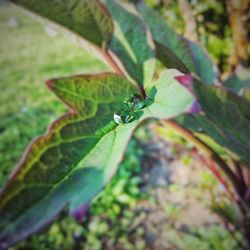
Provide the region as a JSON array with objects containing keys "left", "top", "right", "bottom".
[{"left": 0, "top": 0, "right": 244, "bottom": 249}]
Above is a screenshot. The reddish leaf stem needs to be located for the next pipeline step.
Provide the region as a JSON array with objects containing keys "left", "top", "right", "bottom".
[
  {"left": 161, "top": 119, "right": 243, "bottom": 197},
  {"left": 197, "top": 154, "right": 235, "bottom": 199},
  {"left": 101, "top": 49, "right": 124, "bottom": 76}
]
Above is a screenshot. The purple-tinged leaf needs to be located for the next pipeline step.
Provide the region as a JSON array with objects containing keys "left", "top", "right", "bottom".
[
  {"left": 175, "top": 74, "right": 193, "bottom": 89},
  {"left": 188, "top": 100, "right": 200, "bottom": 114},
  {"left": 193, "top": 79, "right": 250, "bottom": 165},
  {"left": 71, "top": 203, "right": 89, "bottom": 223}
]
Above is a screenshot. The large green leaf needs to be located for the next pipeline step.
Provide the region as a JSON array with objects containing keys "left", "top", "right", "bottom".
[
  {"left": 0, "top": 73, "right": 136, "bottom": 248},
  {"left": 106, "top": 0, "right": 155, "bottom": 87},
  {"left": 193, "top": 80, "right": 250, "bottom": 165},
  {"left": 11, "top": 0, "right": 113, "bottom": 48},
  {"left": 136, "top": 2, "right": 217, "bottom": 85},
  {"left": 0, "top": 69, "right": 194, "bottom": 248}
]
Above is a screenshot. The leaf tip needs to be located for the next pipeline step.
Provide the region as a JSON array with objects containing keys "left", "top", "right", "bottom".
[
  {"left": 46, "top": 79, "right": 55, "bottom": 90},
  {"left": 188, "top": 100, "right": 200, "bottom": 114},
  {"left": 175, "top": 74, "right": 193, "bottom": 89},
  {"left": 71, "top": 203, "right": 89, "bottom": 223}
]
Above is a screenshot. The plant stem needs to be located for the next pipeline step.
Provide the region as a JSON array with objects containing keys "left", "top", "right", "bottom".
[
  {"left": 101, "top": 49, "right": 125, "bottom": 76},
  {"left": 140, "top": 86, "right": 146, "bottom": 99},
  {"left": 233, "top": 160, "right": 247, "bottom": 192},
  {"left": 161, "top": 120, "right": 250, "bottom": 247},
  {"left": 197, "top": 154, "right": 235, "bottom": 199},
  {"left": 161, "top": 119, "right": 243, "bottom": 197}
]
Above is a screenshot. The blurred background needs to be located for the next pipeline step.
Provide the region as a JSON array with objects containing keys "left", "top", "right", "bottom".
[{"left": 0, "top": 0, "right": 249, "bottom": 249}]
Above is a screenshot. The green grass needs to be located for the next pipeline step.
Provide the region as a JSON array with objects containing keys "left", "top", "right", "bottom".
[{"left": 0, "top": 0, "right": 109, "bottom": 185}]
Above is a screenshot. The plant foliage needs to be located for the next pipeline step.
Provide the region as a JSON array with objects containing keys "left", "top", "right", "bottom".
[{"left": 1, "top": 0, "right": 250, "bottom": 248}]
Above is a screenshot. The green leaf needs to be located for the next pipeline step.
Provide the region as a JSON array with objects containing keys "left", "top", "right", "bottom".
[
  {"left": 137, "top": 2, "right": 217, "bottom": 85},
  {"left": 143, "top": 70, "right": 194, "bottom": 119},
  {"left": 188, "top": 41, "right": 217, "bottom": 85},
  {"left": 106, "top": 0, "right": 155, "bottom": 87},
  {"left": 0, "top": 73, "right": 137, "bottom": 248},
  {"left": 193, "top": 80, "right": 250, "bottom": 164},
  {"left": 176, "top": 114, "right": 231, "bottom": 157},
  {"left": 11, "top": 0, "right": 113, "bottom": 48},
  {"left": 0, "top": 70, "right": 194, "bottom": 248}
]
